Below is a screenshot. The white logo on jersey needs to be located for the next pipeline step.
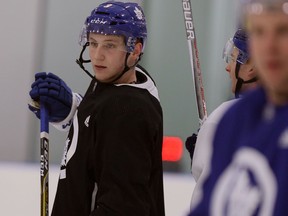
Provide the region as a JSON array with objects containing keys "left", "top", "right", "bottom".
[
  {"left": 85, "top": 115, "right": 90, "bottom": 127},
  {"left": 279, "top": 128, "right": 288, "bottom": 148},
  {"left": 61, "top": 138, "right": 70, "bottom": 167},
  {"left": 60, "top": 111, "right": 79, "bottom": 179},
  {"left": 211, "top": 147, "right": 277, "bottom": 216}
]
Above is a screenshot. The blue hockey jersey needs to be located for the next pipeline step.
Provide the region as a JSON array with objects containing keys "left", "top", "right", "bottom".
[{"left": 189, "top": 87, "right": 288, "bottom": 216}]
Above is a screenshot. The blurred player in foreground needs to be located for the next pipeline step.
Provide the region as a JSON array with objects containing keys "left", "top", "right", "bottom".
[{"left": 189, "top": 0, "right": 288, "bottom": 215}]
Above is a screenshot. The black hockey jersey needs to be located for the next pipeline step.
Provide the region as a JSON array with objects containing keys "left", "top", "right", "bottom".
[{"left": 51, "top": 67, "right": 165, "bottom": 216}]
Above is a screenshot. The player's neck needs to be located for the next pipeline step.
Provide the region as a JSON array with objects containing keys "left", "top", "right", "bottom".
[
  {"left": 267, "top": 90, "right": 288, "bottom": 106},
  {"left": 115, "top": 68, "right": 137, "bottom": 84}
]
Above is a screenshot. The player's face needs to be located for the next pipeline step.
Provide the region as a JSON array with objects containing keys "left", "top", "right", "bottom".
[
  {"left": 248, "top": 11, "right": 288, "bottom": 104},
  {"left": 225, "top": 48, "right": 255, "bottom": 94},
  {"left": 225, "top": 48, "right": 239, "bottom": 93},
  {"left": 88, "top": 33, "right": 128, "bottom": 83}
]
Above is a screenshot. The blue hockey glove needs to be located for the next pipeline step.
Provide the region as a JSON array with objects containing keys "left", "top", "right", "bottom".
[{"left": 28, "top": 72, "right": 72, "bottom": 122}]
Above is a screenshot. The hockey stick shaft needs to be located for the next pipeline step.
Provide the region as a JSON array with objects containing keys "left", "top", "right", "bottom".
[
  {"left": 40, "top": 103, "right": 49, "bottom": 216},
  {"left": 182, "top": 0, "right": 208, "bottom": 126}
]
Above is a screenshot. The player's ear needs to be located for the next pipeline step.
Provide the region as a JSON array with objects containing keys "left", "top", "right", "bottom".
[
  {"left": 247, "top": 66, "right": 257, "bottom": 79},
  {"left": 132, "top": 42, "right": 142, "bottom": 58},
  {"left": 245, "top": 59, "right": 256, "bottom": 77}
]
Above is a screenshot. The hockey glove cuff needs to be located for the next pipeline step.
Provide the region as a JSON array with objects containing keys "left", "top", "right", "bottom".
[{"left": 50, "top": 92, "right": 82, "bottom": 131}]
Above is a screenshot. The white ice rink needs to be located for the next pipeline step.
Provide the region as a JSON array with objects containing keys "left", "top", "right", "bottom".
[{"left": 0, "top": 163, "right": 195, "bottom": 216}]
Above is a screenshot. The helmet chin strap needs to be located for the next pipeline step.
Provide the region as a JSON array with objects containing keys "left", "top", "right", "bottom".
[
  {"left": 234, "top": 62, "right": 257, "bottom": 98},
  {"left": 76, "top": 42, "right": 141, "bottom": 83},
  {"left": 76, "top": 42, "right": 94, "bottom": 79}
]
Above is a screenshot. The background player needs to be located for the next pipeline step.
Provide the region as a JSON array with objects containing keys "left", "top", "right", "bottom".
[
  {"left": 187, "top": 29, "right": 258, "bottom": 209},
  {"left": 189, "top": 28, "right": 258, "bottom": 209}
]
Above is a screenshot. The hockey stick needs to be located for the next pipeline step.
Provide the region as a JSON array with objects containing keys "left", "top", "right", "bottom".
[
  {"left": 182, "top": 0, "right": 208, "bottom": 126},
  {"left": 40, "top": 103, "right": 49, "bottom": 216}
]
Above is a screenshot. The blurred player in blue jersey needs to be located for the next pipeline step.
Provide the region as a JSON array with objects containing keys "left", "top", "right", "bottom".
[
  {"left": 189, "top": 28, "right": 258, "bottom": 210},
  {"left": 189, "top": 0, "right": 288, "bottom": 215}
]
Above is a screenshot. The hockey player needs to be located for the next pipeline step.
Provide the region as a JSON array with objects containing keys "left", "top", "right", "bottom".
[
  {"left": 29, "top": 2, "right": 165, "bottom": 216},
  {"left": 187, "top": 29, "right": 258, "bottom": 209},
  {"left": 186, "top": 29, "right": 258, "bottom": 159},
  {"left": 189, "top": 0, "right": 288, "bottom": 215}
]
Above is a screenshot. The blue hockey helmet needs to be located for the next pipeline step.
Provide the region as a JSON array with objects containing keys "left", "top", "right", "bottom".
[
  {"left": 223, "top": 29, "right": 257, "bottom": 98},
  {"left": 240, "top": 0, "right": 288, "bottom": 13},
  {"left": 79, "top": 1, "right": 147, "bottom": 53},
  {"left": 239, "top": 0, "right": 288, "bottom": 28},
  {"left": 223, "top": 29, "right": 249, "bottom": 65}
]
